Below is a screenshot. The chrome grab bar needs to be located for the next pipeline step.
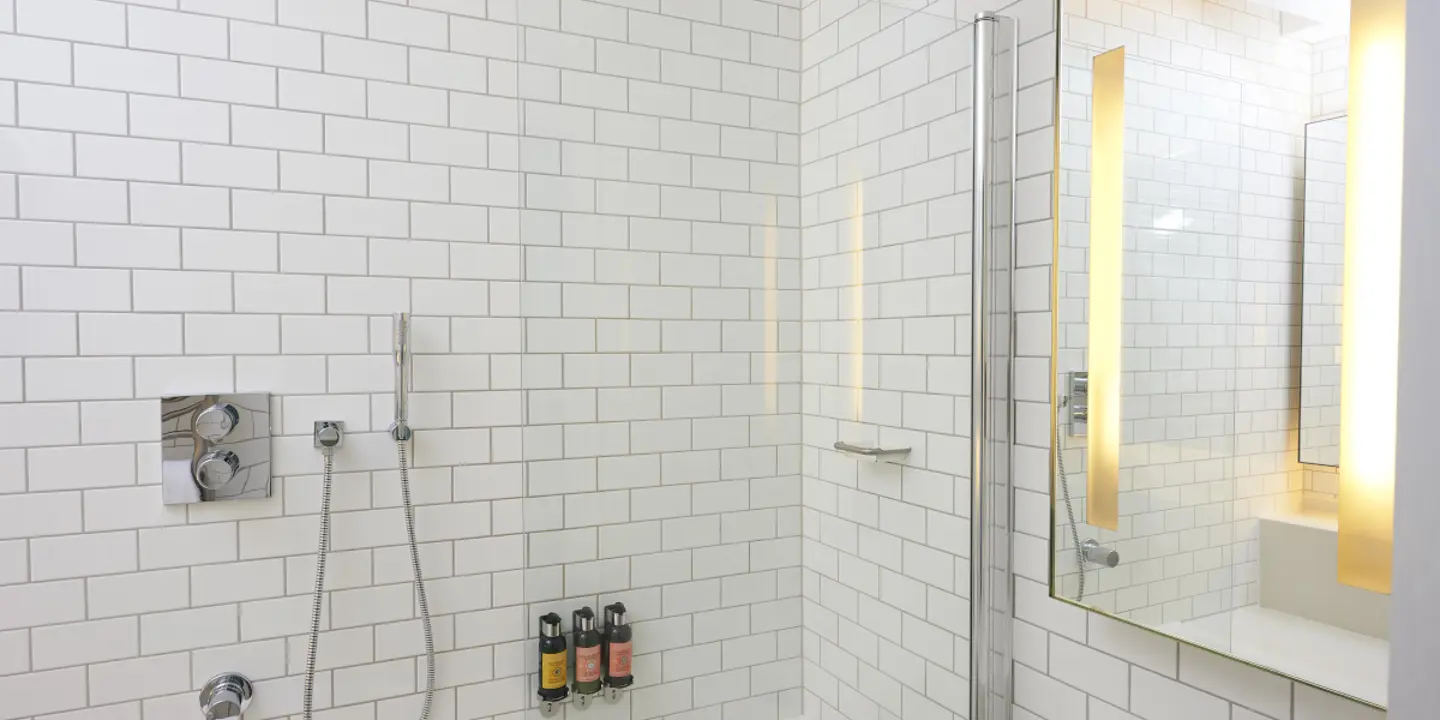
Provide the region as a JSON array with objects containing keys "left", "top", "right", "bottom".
[{"left": 833, "top": 441, "right": 911, "bottom": 460}]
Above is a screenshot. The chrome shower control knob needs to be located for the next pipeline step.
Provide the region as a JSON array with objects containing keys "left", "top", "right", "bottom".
[
  {"left": 195, "top": 403, "right": 241, "bottom": 442},
  {"left": 196, "top": 450, "right": 241, "bottom": 490},
  {"left": 199, "top": 673, "right": 253, "bottom": 720}
]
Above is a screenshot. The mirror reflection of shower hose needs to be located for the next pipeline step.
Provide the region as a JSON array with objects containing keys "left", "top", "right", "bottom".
[{"left": 1056, "top": 397, "right": 1086, "bottom": 601}]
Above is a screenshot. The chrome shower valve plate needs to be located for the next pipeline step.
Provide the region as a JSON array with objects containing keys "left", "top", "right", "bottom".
[{"left": 160, "top": 394, "right": 272, "bottom": 505}]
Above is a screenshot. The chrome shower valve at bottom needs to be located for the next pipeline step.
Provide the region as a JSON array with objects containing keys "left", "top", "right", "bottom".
[{"left": 200, "top": 673, "right": 253, "bottom": 720}]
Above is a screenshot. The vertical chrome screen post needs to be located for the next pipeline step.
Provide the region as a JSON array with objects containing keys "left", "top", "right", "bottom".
[
  {"left": 971, "top": 11, "right": 1016, "bottom": 720},
  {"left": 971, "top": 13, "right": 995, "bottom": 720}
]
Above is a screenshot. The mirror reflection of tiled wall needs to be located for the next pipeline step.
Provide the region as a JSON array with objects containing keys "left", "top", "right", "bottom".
[{"left": 1056, "top": 0, "right": 1322, "bottom": 630}]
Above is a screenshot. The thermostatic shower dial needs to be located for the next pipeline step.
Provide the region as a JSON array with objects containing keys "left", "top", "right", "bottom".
[
  {"left": 195, "top": 403, "right": 241, "bottom": 443},
  {"left": 196, "top": 450, "right": 241, "bottom": 490}
]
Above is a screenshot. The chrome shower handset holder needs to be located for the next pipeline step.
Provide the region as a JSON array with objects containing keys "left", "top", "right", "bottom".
[{"left": 391, "top": 312, "right": 413, "bottom": 442}]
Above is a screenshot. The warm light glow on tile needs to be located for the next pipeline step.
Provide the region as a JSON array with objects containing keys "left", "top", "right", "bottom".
[
  {"left": 1087, "top": 47, "right": 1124, "bottom": 531},
  {"left": 1339, "top": 0, "right": 1405, "bottom": 594},
  {"left": 764, "top": 198, "right": 778, "bottom": 414},
  {"left": 851, "top": 188, "right": 865, "bottom": 420}
]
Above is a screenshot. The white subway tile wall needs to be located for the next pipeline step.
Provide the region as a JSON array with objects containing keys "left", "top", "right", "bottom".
[
  {"left": 796, "top": 0, "right": 1051, "bottom": 718},
  {"left": 0, "top": 1, "right": 806, "bottom": 719},
  {"left": 1310, "top": 35, "right": 1348, "bottom": 120}
]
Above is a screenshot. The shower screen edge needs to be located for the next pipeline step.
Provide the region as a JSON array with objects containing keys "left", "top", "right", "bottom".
[{"left": 971, "top": 10, "right": 1018, "bottom": 720}]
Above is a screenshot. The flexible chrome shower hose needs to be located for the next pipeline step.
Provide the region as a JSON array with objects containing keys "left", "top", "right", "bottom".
[
  {"left": 396, "top": 440, "right": 437, "bottom": 719},
  {"left": 301, "top": 453, "right": 333, "bottom": 720},
  {"left": 303, "top": 442, "right": 436, "bottom": 720},
  {"left": 1055, "top": 400, "right": 1087, "bottom": 602}
]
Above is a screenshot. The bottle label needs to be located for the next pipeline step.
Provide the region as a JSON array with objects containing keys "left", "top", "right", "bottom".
[
  {"left": 541, "top": 651, "right": 567, "bottom": 689},
  {"left": 609, "top": 642, "right": 632, "bottom": 678},
  {"left": 576, "top": 645, "right": 601, "bottom": 683}
]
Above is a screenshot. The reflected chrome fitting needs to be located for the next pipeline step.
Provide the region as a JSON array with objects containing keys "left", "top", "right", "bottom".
[
  {"left": 538, "top": 699, "right": 561, "bottom": 717},
  {"left": 1067, "top": 371, "right": 1089, "bottom": 437},
  {"left": 605, "top": 686, "right": 626, "bottom": 703},
  {"left": 1083, "top": 539, "right": 1120, "bottom": 568}
]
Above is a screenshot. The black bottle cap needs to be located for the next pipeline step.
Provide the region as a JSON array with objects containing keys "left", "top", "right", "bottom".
[
  {"left": 574, "top": 606, "right": 596, "bottom": 631},
  {"left": 605, "top": 602, "right": 628, "bottom": 626}
]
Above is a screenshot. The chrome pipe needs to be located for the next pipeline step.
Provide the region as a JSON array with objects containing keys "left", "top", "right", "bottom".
[{"left": 391, "top": 313, "right": 412, "bottom": 441}]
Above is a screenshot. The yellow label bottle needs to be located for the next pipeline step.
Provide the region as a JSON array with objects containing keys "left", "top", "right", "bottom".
[
  {"left": 537, "top": 613, "right": 569, "bottom": 702},
  {"left": 541, "top": 651, "right": 568, "bottom": 690}
]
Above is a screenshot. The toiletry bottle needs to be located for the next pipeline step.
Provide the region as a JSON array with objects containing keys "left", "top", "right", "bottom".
[
  {"left": 573, "top": 607, "right": 603, "bottom": 697},
  {"left": 538, "top": 613, "right": 569, "bottom": 703},
  {"left": 603, "top": 603, "right": 633, "bottom": 690}
]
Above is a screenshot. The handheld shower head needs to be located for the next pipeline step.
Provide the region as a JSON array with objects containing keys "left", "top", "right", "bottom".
[{"left": 391, "top": 313, "right": 412, "bottom": 441}]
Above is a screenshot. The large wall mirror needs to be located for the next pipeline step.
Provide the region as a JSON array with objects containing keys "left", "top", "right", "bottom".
[{"left": 1052, "top": 0, "right": 1402, "bottom": 710}]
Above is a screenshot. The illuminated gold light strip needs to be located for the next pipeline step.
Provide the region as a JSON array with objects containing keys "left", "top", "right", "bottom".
[
  {"left": 1087, "top": 47, "right": 1124, "bottom": 531},
  {"left": 1339, "top": 0, "right": 1405, "bottom": 594}
]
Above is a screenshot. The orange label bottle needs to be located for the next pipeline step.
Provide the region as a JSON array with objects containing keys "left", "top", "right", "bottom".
[
  {"left": 576, "top": 645, "right": 602, "bottom": 684},
  {"left": 609, "top": 642, "right": 632, "bottom": 678}
]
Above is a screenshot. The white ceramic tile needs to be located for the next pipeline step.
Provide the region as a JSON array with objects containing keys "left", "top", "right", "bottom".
[{"left": 31, "top": 617, "right": 138, "bottom": 670}]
